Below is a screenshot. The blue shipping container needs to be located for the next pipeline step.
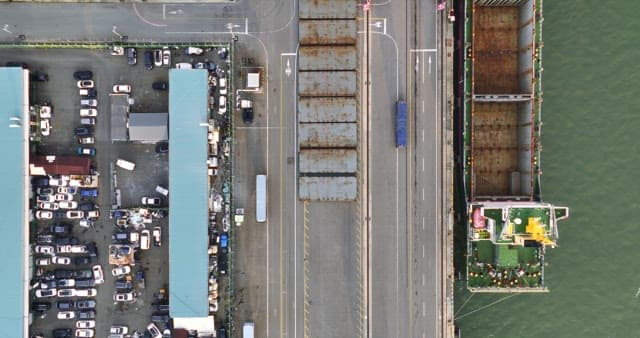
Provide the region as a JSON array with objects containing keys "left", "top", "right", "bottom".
[{"left": 396, "top": 101, "right": 407, "bottom": 147}]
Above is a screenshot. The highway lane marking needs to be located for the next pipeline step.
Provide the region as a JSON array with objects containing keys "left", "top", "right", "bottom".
[
  {"left": 422, "top": 245, "right": 425, "bottom": 258},
  {"left": 422, "top": 157, "right": 424, "bottom": 172},
  {"left": 422, "top": 217, "right": 425, "bottom": 230},
  {"left": 410, "top": 48, "right": 437, "bottom": 52},
  {"left": 423, "top": 302, "right": 426, "bottom": 317},
  {"left": 422, "top": 273, "right": 425, "bottom": 286},
  {"left": 422, "top": 188, "right": 425, "bottom": 201}
]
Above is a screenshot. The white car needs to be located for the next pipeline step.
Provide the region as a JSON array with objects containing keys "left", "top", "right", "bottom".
[
  {"left": 75, "top": 328, "right": 95, "bottom": 338},
  {"left": 35, "top": 245, "right": 55, "bottom": 255},
  {"left": 71, "top": 245, "right": 88, "bottom": 253},
  {"left": 218, "top": 96, "right": 226, "bottom": 115},
  {"left": 92, "top": 265, "right": 104, "bottom": 284},
  {"left": 35, "top": 210, "right": 53, "bottom": 220},
  {"left": 113, "top": 292, "right": 136, "bottom": 302},
  {"left": 80, "top": 108, "right": 97, "bottom": 117},
  {"left": 77, "top": 80, "right": 94, "bottom": 88},
  {"left": 78, "top": 137, "right": 95, "bottom": 145},
  {"left": 58, "top": 201, "right": 78, "bottom": 209},
  {"left": 49, "top": 178, "right": 68, "bottom": 187},
  {"left": 176, "top": 62, "right": 193, "bottom": 69},
  {"left": 57, "top": 245, "right": 72, "bottom": 253},
  {"left": 141, "top": 197, "right": 161, "bottom": 206},
  {"left": 57, "top": 278, "right": 75, "bottom": 287},
  {"left": 67, "top": 211, "right": 85, "bottom": 219},
  {"left": 152, "top": 227, "right": 162, "bottom": 246},
  {"left": 80, "top": 99, "right": 97, "bottom": 107},
  {"left": 162, "top": 49, "right": 170, "bottom": 67},
  {"left": 57, "top": 289, "right": 76, "bottom": 298},
  {"left": 40, "top": 119, "right": 51, "bottom": 136},
  {"left": 76, "top": 320, "right": 96, "bottom": 329},
  {"left": 35, "top": 257, "right": 51, "bottom": 266},
  {"left": 86, "top": 210, "right": 99, "bottom": 219},
  {"left": 35, "top": 288, "right": 56, "bottom": 298},
  {"left": 113, "top": 84, "right": 131, "bottom": 93},
  {"left": 37, "top": 194, "right": 55, "bottom": 203},
  {"left": 76, "top": 288, "right": 97, "bottom": 297},
  {"left": 110, "top": 326, "right": 129, "bottom": 334},
  {"left": 184, "top": 46, "right": 203, "bottom": 55},
  {"left": 38, "top": 201, "right": 59, "bottom": 210},
  {"left": 111, "top": 265, "right": 131, "bottom": 277},
  {"left": 147, "top": 323, "right": 162, "bottom": 338},
  {"left": 57, "top": 311, "right": 76, "bottom": 320},
  {"left": 55, "top": 194, "right": 74, "bottom": 202},
  {"left": 40, "top": 106, "right": 52, "bottom": 119},
  {"left": 57, "top": 187, "right": 77, "bottom": 194},
  {"left": 52, "top": 256, "right": 72, "bottom": 265},
  {"left": 219, "top": 77, "right": 227, "bottom": 95},
  {"left": 154, "top": 49, "right": 163, "bottom": 66},
  {"left": 140, "top": 229, "right": 150, "bottom": 250}
]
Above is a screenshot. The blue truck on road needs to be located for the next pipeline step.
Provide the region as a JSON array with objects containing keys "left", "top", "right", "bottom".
[{"left": 396, "top": 101, "right": 407, "bottom": 147}]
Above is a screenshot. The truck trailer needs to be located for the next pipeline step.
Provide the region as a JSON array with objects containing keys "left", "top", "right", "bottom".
[{"left": 396, "top": 101, "right": 407, "bottom": 147}]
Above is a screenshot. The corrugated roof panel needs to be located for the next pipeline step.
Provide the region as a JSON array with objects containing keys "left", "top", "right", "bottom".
[
  {"left": 299, "top": 149, "right": 357, "bottom": 173},
  {"left": 299, "top": 19, "right": 357, "bottom": 45},
  {"left": 298, "top": 97, "right": 357, "bottom": 123},
  {"left": 299, "top": 0, "right": 357, "bottom": 19},
  {"left": 298, "top": 176, "right": 357, "bottom": 201},
  {"left": 298, "top": 123, "right": 357, "bottom": 148},
  {"left": 298, "top": 71, "right": 356, "bottom": 97},
  {"left": 299, "top": 46, "right": 357, "bottom": 71},
  {"left": 168, "top": 69, "right": 209, "bottom": 318},
  {"left": 0, "top": 67, "right": 27, "bottom": 338}
]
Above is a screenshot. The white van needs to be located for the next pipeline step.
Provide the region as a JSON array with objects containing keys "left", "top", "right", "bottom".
[
  {"left": 243, "top": 322, "right": 254, "bottom": 338},
  {"left": 155, "top": 186, "right": 169, "bottom": 196},
  {"left": 140, "top": 230, "right": 150, "bottom": 250},
  {"left": 219, "top": 77, "right": 227, "bottom": 95},
  {"left": 116, "top": 159, "right": 136, "bottom": 171}
]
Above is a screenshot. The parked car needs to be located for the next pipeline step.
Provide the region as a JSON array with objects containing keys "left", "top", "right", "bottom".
[
  {"left": 76, "top": 147, "right": 96, "bottom": 157},
  {"left": 111, "top": 326, "right": 129, "bottom": 334},
  {"left": 30, "top": 73, "right": 49, "bottom": 81},
  {"left": 33, "top": 176, "right": 50, "bottom": 187},
  {"left": 6, "top": 61, "right": 28, "bottom": 68},
  {"left": 220, "top": 233, "right": 228, "bottom": 249},
  {"left": 57, "top": 310, "right": 75, "bottom": 320},
  {"left": 115, "top": 279, "right": 133, "bottom": 290},
  {"left": 54, "top": 269, "right": 74, "bottom": 279},
  {"left": 155, "top": 142, "right": 168, "bottom": 154},
  {"left": 175, "top": 62, "right": 192, "bottom": 69},
  {"left": 75, "top": 278, "right": 95, "bottom": 288},
  {"left": 75, "top": 328, "right": 95, "bottom": 337},
  {"left": 162, "top": 49, "right": 170, "bottom": 66},
  {"left": 38, "top": 201, "right": 58, "bottom": 210},
  {"left": 74, "top": 71, "right": 93, "bottom": 80},
  {"left": 218, "top": 95, "right": 227, "bottom": 114},
  {"left": 57, "top": 187, "right": 77, "bottom": 195},
  {"left": 55, "top": 193, "right": 73, "bottom": 201},
  {"left": 39, "top": 105, "right": 52, "bottom": 118},
  {"left": 57, "top": 289, "right": 76, "bottom": 297},
  {"left": 79, "top": 88, "right": 97, "bottom": 97},
  {"left": 50, "top": 224, "right": 71, "bottom": 234},
  {"left": 76, "top": 320, "right": 96, "bottom": 329},
  {"left": 35, "top": 210, "right": 53, "bottom": 220},
  {"left": 111, "top": 265, "right": 131, "bottom": 277},
  {"left": 79, "top": 188, "right": 98, "bottom": 198},
  {"left": 140, "top": 230, "right": 150, "bottom": 250},
  {"left": 74, "top": 127, "right": 93, "bottom": 136},
  {"left": 152, "top": 82, "right": 168, "bottom": 90},
  {"left": 86, "top": 210, "right": 99, "bottom": 219},
  {"left": 37, "top": 234, "right": 54, "bottom": 244},
  {"left": 92, "top": 265, "right": 104, "bottom": 284},
  {"left": 56, "top": 300, "right": 74, "bottom": 310},
  {"left": 40, "top": 119, "right": 51, "bottom": 136},
  {"left": 35, "top": 288, "right": 56, "bottom": 298},
  {"left": 75, "top": 299, "right": 96, "bottom": 309},
  {"left": 74, "top": 256, "right": 91, "bottom": 266},
  {"left": 141, "top": 197, "right": 161, "bottom": 206},
  {"left": 80, "top": 99, "right": 97, "bottom": 107},
  {"left": 144, "top": 51, "right": 153, "bottom": 70},
  {"left": 112, "top": 84, "right": 131, "bottom": 93},
  {"left": 153, "top": 49, "right": 162, "bottom": 66},
  {"left": 242, "top": 108, "right": 254, "bottom": 124},
  {"left": 31, "top": 301, "right": 51, "bottom": 312},
  {"left": 126, "top": 47, "right": 137, "bottom": 65},
  {"left": 113, "top": 292, "right": 136, "bottom": 302},
  {"left": 35, "top": 257, "right": 51, "bottom": 266},
  {"left": 153, "top": 227, "right": 162, "bottom": 246},
  {"left": 80, "top": 108, "right": 97, "bottom": 117},
  {"left": 56, "top": 237, "right": 80, "bottom": 246},
  {"left": 77, "top": 310, "right": 96, "bottom": 319},
  {"left": 147, "top": 322, "right": 162, "bottom": 338},
  {"left": 184, "top": 47, "right": 203, "bottom": 55},
  {"left": 75, "top": 288, "right": 97, "bottom": 297},
  {"left": 80, "top": 117, "right": 96, "bottom": 126},
  {"left": 71, "top": 245, "right": 87, "bottom": 253},
  {"left": 37, "top": 194, "right": 55, "bottom": 203},
  {"left": 58, "top": 201, "right": 78, "bottom": 210},
  {"left": 35, "top": 245, "right": 55, "bottom": 255},
  {"left": 52, "top": 328, "right": 73, "bottom": 338},
  {"left": 52, "top": 256, "right": 72, "bottom": 265},
  {"left": 219, "top": 77, "right": 227, "bottom": 95},
  {"left": 77, "top": 137, "right": 95, "bottom": 145},
  {"left": 57, "top": 278, "right": 76, "bottom": 288}
]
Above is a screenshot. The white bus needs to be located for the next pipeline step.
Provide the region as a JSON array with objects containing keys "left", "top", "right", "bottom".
[{"left": 256, "top": 175, "right": 266, "bottom": 223}]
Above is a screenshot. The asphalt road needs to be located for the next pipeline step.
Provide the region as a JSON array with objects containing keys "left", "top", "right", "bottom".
[{"left": 367, "top": 0, "right": 442, "bottom": 338}]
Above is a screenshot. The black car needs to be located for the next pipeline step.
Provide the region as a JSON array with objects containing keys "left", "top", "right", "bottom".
[
  {"left": 153, "top": 303, "right": 170, "bottom": 313},
  {"left": 74, "top": 256, "right": 91, "bottom": 266},
  {"left": 217, "top": 328, "right": 227, "bottom": 338},
  {"left": 78, "top": 310, "right": 95, "bottom": 319},
  {"left": 52, "top": 328, "right": 73, "bottom": 338},
  {"left": 80, "top": 88, "right": 97, "bottom": 98},
  {"left": 86, "top": 242, "right": 98, "bottom": 258},
  {"left": 75, "top": 278, "right": 95, "bottom": 288},
  {"left": 218, "top": 251, "right": 227, "bottom": 275},
  {"left": 75, "top": 299, "right": 96, "bottom": 309},
  {"left": 5, "top": 61, "right": 28, "bottom": 68},
  {"left": 115, "top": 279, "right": 133, "bottom": 290},
  {"left": 37, "top": 234, "right": 54, "bottom": 244},
  {"left": 242, "top": 107, "right": 254, "bottom": 124},
  {"left": 74, "top": 127, "right": 93, "bottom": 136},
  {"left": 79, "top": 203, "right": 97, "bottom": 212},
  {"left": 31, "top": 302, "right": 51, "bottom": 311},
  {"left": 151, "top": 313, "right": 171, "bottom": 323},
  {"left": 56, "top": 300, "right": 74, "bottom": 310},
  {"left": 155, "top": 142, "right": 169, "bottom": 154},
  {"left": 37, "top": 279, "right": 57, "bottom": 289},
  {"left": 50, "top": 224, "right": 71, "bottom": 234},
  {"left": 55, "top": 236, "right": 80, "bottom": 246},
  {"left": 152, "top": 81, "right": 168, "bottom": 90},
  {"left": 53, "top": 211, "right": 66, "bottom": 219},
  {"left": 30, "top": 73, "right": 49, "bottom": 82},
  {"left": 32, "top": 176, "right": 49, "bottom": 187},
  {"left": 71, "top": 270, "right": 93, "bottom": 279},
  {"left": 73, "top": 70, "right": 93, "bottom": 80},
  {"left": 127, "top": 47, "right": 137, "bottom": 65},
  {"left": 54, "top": 269, "right": 74, "bottom": 279},
  {"left": 144, "top": 51, "right": 153, "bottom": 70}
]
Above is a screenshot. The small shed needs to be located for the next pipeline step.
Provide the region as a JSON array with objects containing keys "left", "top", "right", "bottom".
[{"left": 247, "top": 72, "right": 260, "bottom": 89}]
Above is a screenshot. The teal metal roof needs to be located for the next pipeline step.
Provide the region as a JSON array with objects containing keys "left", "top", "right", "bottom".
[
  {"left": 0, "top": 68, "right": 27, "bottom": 337},
  {"left": 168, "top": 69, "right": 210, "bottom": 318}
]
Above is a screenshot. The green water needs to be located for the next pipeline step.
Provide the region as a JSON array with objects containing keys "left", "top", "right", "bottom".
[{"left": 454, "top": 1, "right": 640, "bottom": 337}]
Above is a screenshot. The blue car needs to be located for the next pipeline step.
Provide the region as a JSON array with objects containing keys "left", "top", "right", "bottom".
[
  {"left": 76, "top": 147, "right": 96, "bottom": 156},
  {"left": 79, "top": 188, "right": 98, "bottom": 198},
  {"left": 220, "top": 233, "right": 228, "bottom": 249}
]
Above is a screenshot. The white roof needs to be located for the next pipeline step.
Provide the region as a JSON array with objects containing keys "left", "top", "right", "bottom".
[{"left": 247, "top": 72, "right": 260, "bottom": 88}]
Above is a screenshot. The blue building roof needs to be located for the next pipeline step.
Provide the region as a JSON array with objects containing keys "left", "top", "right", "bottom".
[
  {"left": 168, "top": 69, "right": 210, "bottom": 318},
  {"left": 0, "top": 68, "right": 28, "bottom": 337}
]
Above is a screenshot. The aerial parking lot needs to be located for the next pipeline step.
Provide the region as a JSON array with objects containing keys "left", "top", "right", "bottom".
[{"left": 10, "top": 44, "right": 234, "bottom": 338}]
